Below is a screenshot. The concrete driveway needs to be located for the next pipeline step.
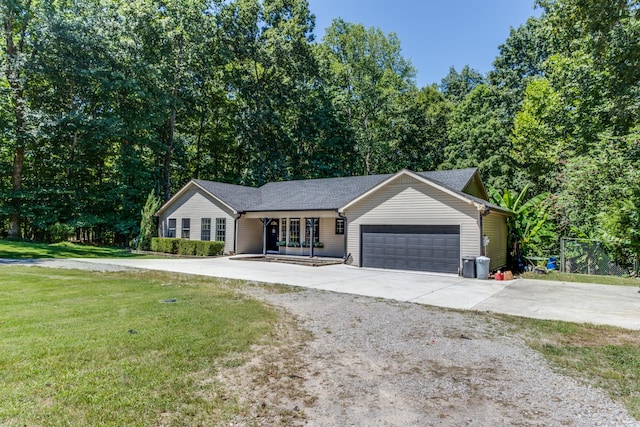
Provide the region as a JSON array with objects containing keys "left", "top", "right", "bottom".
[{"left": 34, "top": 256, "right": 640, "bottom": 330}]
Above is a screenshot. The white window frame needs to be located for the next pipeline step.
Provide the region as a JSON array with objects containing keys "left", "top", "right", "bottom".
[
  {"left": 201, "top": 218, "right": 211, "bottom": 241},
  {"left": 215, "top": 218, "right": 226, "bottom": 242},
  {"left": 181, "top": 218, "right": 190, "bottom": 239},
  {"left": 167, "top": 218, "right": 176, "bottom": 238}
]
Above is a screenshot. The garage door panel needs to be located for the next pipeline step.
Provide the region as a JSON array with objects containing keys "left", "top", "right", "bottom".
[{"left": 361, "top": 225, "right": 460, "bottom": 273}]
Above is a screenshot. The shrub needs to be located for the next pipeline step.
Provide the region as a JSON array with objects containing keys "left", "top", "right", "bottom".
[
  {"left": 150, "top": 238, "right": 224, "bottom": 256},
  {"left": 47, "top": 223, "right": 75, "bottom": 243},
  {"left": 178, "top": 239, "right": 197, "bottom": 255},
  {"left": 194, "top": 241, "right": 225, "bottom": 256},
  {"left": 150, "top": 238, "right": 179, "bottom": 254}
]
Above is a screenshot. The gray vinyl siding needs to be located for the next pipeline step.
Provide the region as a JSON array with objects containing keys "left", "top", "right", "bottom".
[
  {"left": 317, "top": 217, "right": 345, "bottom": 257},
  {"left": 236, "top": 217, "right": 263, "bottom": 254},
  {"left": 159, "top": 188, "right": 235, "bottom": 254},
  {"left": 276, "top": 217, "right": 344, "bottom": 257},
  {"left": 344, "top": 174, "right": 480, "bottom": 269},
  {"left": 483, "top": 212, "right": 508, "bottom": 270}
]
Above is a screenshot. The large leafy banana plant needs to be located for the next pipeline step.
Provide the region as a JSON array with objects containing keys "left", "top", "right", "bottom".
[{"left": 489, "top": 184, "right": 557, "bottom": 259}]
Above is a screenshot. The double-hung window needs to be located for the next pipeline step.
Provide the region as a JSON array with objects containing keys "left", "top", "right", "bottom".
[
  {"left": 181, "top": 218, "right": 190, "bottom": 239},
  {"left": 289, "top": 218, "right": 300, "bottom": 243},
  {"left": 215, "top": 218, "right": 226, "bottom": 242},
  {"left": 201, "top": 218, "right": 211, "bottom": 241},
  {"left": 167, "top": 218, "right": 176, "bottom": 237},
  {"left": 305, "top": 218, "right": 320, "bottom": 243},
  {"left": 335, "top": 218, "right": 345, "bottom": 235}
]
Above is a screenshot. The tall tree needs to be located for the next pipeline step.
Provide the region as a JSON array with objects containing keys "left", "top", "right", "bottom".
[
  {"left": 439, "top": 65, "right": 484, "bottom": 103},
  {"left": 1, "top": 0, "right": 40, "bottom": 238},
  {"left": 319, "top": 18, "right": 416, "bottom": 175},
  {"left": 441, "top": 84, "right": 517, "bottom": 190},
  {"left": 488, "top": 16, "right": 552, "bottom": 116},
  {"left": 538, "top": 0, "right": 640, "bottom": 146},
  {"left": 510, "top": 77, "right": 566, "bottom": 193},
  {"left": 127, "top": 0, "right": 219, "bottom": 200},
  {"left": 389, "top": 85, "right": 450, "bottom": 172},
  {"left": 218, "top": 0, "right": 318, "bottom": 185}
]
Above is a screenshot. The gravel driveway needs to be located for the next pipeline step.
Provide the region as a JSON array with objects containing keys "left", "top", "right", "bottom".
[
  {"left": 9, "top": 259, "right": 639, "bottom": 425},
  {"left": 251, "top": 287, "right": 637, "bottom": 427}
]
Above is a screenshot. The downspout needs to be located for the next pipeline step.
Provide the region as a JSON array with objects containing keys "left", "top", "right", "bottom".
[
  {"left": 479, "top": 204, "right": 490, "bottom": 256},
  {"left": 309, "top": 218, "right": 315, "bottom": 258},
  {"left": 261, "top": 218, "right": 270, "bottom": 256},
  {"left": 338, "top": 212, "right": 348, "bottom": 261},
  {"left": 233, "top": 213, "right": 241, "bottom": 255}
]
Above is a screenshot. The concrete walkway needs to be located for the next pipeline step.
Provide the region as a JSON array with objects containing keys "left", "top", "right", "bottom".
[{"left": 23, "top": 256, "right": 640, "bottom": 330}]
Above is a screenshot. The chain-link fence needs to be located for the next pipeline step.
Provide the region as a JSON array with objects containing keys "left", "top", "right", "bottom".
[{"left": 560, "top": 238, "right": 634, "bottom": 276}]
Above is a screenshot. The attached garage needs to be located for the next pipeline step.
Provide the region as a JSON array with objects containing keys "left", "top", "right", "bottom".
[
  {"left": 361, "top": 225, "right": 460, "bottom": 273},
  {"left": 342, "top": 171, "right": 497, "bottom": 274}
]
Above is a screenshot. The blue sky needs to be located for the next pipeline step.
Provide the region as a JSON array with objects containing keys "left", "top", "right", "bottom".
[{"left": 307, "top": 0, "right": 541, "bottom": 88}]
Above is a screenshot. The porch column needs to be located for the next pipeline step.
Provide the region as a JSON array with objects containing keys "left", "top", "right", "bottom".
[
  {"left": 309, "top": 217, "right": 316, "bottom": 258},
  {"left": 260, "top": 218, "right": 271, "bottom": 255},
  {"left": 339, "top": 213, "right": 348, "bottom": 260}
]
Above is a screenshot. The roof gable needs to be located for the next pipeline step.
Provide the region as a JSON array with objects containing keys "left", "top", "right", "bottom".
[
  {"left": 156, "top": 180, "right": 261, "bottom": 216},
  {"left": 339, "top": 169, "right": 483, "bottom": 212}
]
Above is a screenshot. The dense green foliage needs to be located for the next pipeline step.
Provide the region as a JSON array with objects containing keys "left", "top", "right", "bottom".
[
  {"left": 1, "top": 0, "right": 639, "bottom": 264},
  {"left": 0, "top": 267, "right": 280, "bottom": 425},
  {"left": 489, "top": 184, "right": 556, "bottom": 259},
  {"left": 150, "top": 237, "right": 224, "bottom": 256}
]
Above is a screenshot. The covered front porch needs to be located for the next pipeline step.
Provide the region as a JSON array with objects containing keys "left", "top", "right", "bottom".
[{"left": 235, "top": 210, "right": 346, "bottom": 259}]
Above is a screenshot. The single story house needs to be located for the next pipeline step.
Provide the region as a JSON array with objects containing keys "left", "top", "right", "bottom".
[{"left": 156, "top": 168, "right": 510, "bottom": 274}]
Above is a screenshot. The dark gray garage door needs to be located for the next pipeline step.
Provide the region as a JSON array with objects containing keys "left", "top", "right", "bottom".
[{"left": 361, "top": 225, "right": 460, "bottom": 273}]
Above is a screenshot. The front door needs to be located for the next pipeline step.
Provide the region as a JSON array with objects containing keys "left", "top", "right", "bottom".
[{"left": 267, "top": 220, "right": 279, "bottom": 251}]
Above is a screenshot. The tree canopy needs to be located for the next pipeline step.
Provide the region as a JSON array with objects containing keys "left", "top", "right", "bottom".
[{"left": 1, "top": 0, "right": 639, "bottom": 265}]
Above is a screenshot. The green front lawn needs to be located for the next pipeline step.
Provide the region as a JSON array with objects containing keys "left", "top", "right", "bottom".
[
  {"left": 521, "top": 270, "right": 640, "bottom": 287},
  {"left": 0, "top": 240, "right": 147, "bottom": 259},
  {"left": 0, "top": 267, "right": 284, "bottom": 426}
]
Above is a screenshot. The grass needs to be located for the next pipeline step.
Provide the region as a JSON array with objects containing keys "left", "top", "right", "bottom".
[
  {"left": 497, "top": 314, "right": 640, "bottom": 419},
  {"left": 2, "top": 254, "right": 639, "bottom": 423},
  {"left": 0, "top": 240, "right": 149, "bottom": 259},
  {"left": 0, "top": 267, "right": 286, "bottom": 426},
  {"left": 521, "top": 270, "right": 640, "bottom": 287}
]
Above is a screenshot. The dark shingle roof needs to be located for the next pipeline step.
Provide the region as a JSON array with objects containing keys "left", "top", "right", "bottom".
[
  {"left": 415, "top": 168, "right": 477, "bottom": 192},
  {"left": 190, "top": 168, "right": 501, "bottom": 213},
  {"left": 256, "top": 174, "right": 393, "bottom": 211},
  {"left": 192, "top": 180, "right": 261, "bottom": 212}
]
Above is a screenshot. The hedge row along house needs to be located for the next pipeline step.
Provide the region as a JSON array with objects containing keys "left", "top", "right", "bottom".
[{"left": 156, "top": 168, "right": 510, "bottom": 274}]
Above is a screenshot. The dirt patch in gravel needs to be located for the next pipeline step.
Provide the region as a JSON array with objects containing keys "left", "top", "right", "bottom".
[{"left": 223, "top": 285, "right": 638, "bottom": 427}]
